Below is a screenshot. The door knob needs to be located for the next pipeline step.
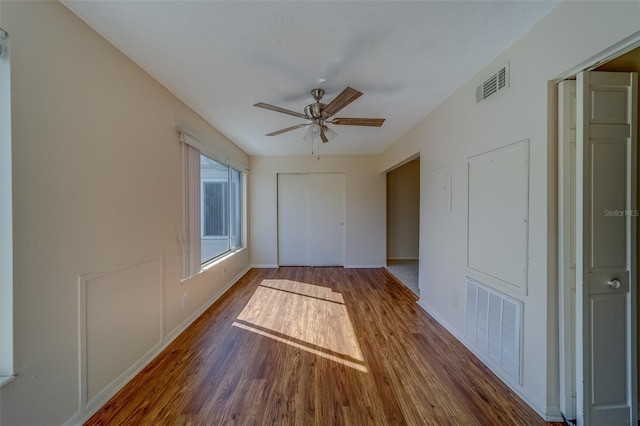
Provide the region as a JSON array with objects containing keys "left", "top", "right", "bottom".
[{"left": 607, "top": 279, "right": 621, "bottom": 289}]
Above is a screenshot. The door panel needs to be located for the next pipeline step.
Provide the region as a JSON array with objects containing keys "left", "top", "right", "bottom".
[
  {"left": 590, "top": 294, "right": 627, "bottom": 405},
  {"left": 308, "top": 173, "right": 345, "bottom": 266},
  {"left": 590, "top": 142, "right": 627, "bottom": 268},
  {"left": 576, "top": 71, "right": 637, "bottom": 426},
  {"left": 278, "top": 174, "right": 310, "bottom": 266}
]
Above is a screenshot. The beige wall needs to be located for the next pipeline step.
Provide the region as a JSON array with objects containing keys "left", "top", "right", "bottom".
[
  {"left": 0, "top": 1, "right": 250, "bottom": 424},
  {"left": 249, "top": 155, "right": 386, "bottom": 268},
  {"left": 386, "top": 158, "right": 420, "bottom": 259},
  {"left": 380, "top": 0, "right": 640, "bottom": 419}
]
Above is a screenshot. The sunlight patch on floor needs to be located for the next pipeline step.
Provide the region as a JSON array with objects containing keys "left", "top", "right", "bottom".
[{"left": 233, "top": 279, "right": 367, "bottom": 372}]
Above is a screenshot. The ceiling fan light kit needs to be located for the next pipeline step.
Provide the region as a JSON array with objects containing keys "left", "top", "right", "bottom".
[
  {"left": 324, "top": 126, "right": 337, "bottom": 141},
  {"left": 254, "top": 86, "right": 385, "bottom": 155},
  {"left": 303, "top": 124, "right": 321, "bottom": 143}
]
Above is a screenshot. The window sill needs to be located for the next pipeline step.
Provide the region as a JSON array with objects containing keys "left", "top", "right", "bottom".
[
  {"left": 202, "top": 247, "right": 245, "bottom": 271},
  {"left": 182, "top": 246, "right": 246, "bottom": 284},
  {"left": 0, "top": 375, "right": 15, "bottom": 388}
]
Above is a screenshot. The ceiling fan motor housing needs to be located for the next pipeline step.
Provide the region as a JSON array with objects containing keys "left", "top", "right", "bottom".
[
  {"left": 304, "top": 103, "right": 326, "bottom": 119},
  {"left": 305, "top": 88, "right": 328, "bottom": 119}
]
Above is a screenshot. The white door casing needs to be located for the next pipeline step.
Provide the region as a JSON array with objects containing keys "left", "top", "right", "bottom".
[
  {"left": 575, "top": 71, "right": 638, "bottom": 426},
  {"left": 558, "top": 79, "right": 577, "bottom": 420}
]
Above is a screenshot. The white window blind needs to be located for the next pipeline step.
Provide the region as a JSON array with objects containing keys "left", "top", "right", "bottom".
[
  {"left": 182, "top": 143, "right": 201, "bottom": 278},
  {"left": 178, "top": 128, "right": 249, "bottom": 172}
]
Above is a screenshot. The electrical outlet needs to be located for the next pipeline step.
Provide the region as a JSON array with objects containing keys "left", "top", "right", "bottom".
[
  {"left": 181, "top": 293, "right": 188, "bottom": 308},
  {"left": 452, "top": 291, "right": 458, "bottom": 308},
  {"left": 223, "top": 267, "right": 227, "bottom": 274}
]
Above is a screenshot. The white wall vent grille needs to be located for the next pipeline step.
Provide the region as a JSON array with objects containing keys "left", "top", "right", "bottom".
[
  {"left": 476, "top": 62, "right": 509, "bottom": 103},
  {"left": 465, "top": 277, "right": 522, "bottom": 384}
]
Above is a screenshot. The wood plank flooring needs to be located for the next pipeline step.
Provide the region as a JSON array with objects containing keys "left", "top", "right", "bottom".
[{"left": 86, "top": 267, "right": 564, "bottom": 425}]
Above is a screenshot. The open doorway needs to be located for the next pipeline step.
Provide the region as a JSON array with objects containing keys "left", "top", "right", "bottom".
[{"left": 385, "top": 157, "right": 420, "bottom": 295}]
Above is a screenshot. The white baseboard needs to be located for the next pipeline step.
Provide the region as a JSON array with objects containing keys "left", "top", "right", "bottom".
[
  {"left": 416, "top": 299, "right": 563, "bottom": 423},
  {"left": 64, "top": 266, "right": 251, "bottom": 426},
  {"left": 386, "top": 257, "right": 419, "bottom": 261},
  {"left": 164, "top": 265, "right": 250, "bottom": 343},
  {"left": 344, "top": 264, "right": 385, "bottom": 268},
  {"left": 250, "top": 264, "right": 386, "bottom": 269}
]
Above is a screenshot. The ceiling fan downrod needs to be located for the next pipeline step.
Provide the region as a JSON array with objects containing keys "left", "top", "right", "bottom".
[{"left": 311, "top": 88, "right": 324, "bottom": 102}]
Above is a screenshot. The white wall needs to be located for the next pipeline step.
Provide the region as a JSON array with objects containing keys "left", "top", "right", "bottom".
[
  {"left": 249, "top": 155, "right": 386, "bottom": 268},
  {"left": 386, "top": 158, "right": 420, "bottom": 260},
  {"left": 380, "top": 1, "right": 640, "bottom": 419},
  {"left": 0, "top": 1, "right": 250, "bottom": 424}
]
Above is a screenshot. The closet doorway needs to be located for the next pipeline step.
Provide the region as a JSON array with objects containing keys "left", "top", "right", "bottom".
[
  {"left": 557, "top": 47, "right": 639, "bottom": 424},
  {"left": 277, "top": 173, "right": 345, "bottom": 266}
]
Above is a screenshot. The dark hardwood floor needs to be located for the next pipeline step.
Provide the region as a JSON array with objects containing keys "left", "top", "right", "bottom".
[{"left": 86, "top": 267, "right": 564, "bottom": 425}]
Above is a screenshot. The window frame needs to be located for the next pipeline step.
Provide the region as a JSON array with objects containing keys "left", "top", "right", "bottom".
[
  {"left": 228, "top": 167, "right": 242, "bottom": 252},
  {"left": 0, "top": 27, "right": 14, "bottom": 386},
  {"left": 198, "top": 153, "right": 242, "bottom": 265}
]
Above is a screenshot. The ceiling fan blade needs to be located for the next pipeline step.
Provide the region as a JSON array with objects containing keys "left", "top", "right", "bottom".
[
  {"left": 254, "top": 102, "right": 308, "bottom": 119},
  {"left": 265, "top": 123, "right": 311, "bottom": 136},
  {"left": 322, "top": 87, "right": 362, "bottom": 118},
  {"left": 331, "top": 118, "right": 385, "bottom": 127},
  {"left": 320, "top": 129, "right": 329, "bottom": 143}
]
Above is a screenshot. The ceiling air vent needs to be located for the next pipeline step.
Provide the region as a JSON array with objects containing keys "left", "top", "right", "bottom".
[{"left": 476, "top": 62, "right": 509, "bottom": 103}]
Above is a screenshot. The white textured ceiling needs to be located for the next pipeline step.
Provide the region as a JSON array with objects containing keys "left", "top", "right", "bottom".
[{"left": 61, "top": 0, "right": 558, "bottom": 156}]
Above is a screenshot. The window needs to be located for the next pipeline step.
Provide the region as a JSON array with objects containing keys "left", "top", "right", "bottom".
[
  {"left": 0, "top": 28, "right": 14, "bottom": 385},
  {"left": 180, "top": 131, "right": 245, "bottom": 277},
  {"left": 200, "top": 154, "right": 241, "bottom": 263}
]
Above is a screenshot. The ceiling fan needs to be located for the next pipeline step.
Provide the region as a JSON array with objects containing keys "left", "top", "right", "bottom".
[{"left": 254, "top": 87, "right": 385, "bottom": 143}]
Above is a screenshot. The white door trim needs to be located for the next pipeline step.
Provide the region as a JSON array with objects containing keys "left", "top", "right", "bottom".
[{"left": 558, "top": 79, "right": 577, "bottom": 421}]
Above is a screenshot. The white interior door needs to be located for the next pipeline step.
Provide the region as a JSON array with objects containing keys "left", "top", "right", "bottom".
[
  {"left": 558, "top": 79, "right": 577, "bottom": 420},
  {"left": 308, "top": 173, "right": 345, "bottom": 266},
  {"left": 575, "top": 71, "right": 637, "bottom": 426},
  {"left": 278, "top": 174, "right": 311, "bottom": 266},
  {"left": 278, "top": 173, "right": 345, "bottom": 266}
]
